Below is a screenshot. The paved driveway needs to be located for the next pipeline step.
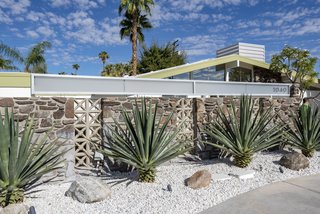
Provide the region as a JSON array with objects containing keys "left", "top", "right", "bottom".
[{"left": 200, "top": 174, "right": 320, "bottom": 214}]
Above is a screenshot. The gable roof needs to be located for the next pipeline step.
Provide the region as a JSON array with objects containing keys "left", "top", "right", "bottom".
[{"left": 136, "top": 54, "right": 270, "bottom": 79}]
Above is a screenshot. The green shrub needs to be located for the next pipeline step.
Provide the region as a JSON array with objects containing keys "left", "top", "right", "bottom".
[
  {"left": 0, "top": 108, "right": 65, "bottom": 207},
  {"left": 204, "top": 95, "right": 283, "bottom": 168},
  {"left": 285, "top": 106, "right": 320, "bottom": 157},
  {"left": 100, "top": 98, "right": 191, "bottom": 182}
]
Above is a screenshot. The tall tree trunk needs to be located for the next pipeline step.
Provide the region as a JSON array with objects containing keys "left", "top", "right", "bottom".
[{"left": 131, "top": 11, "right": 138, "bottom": 76}]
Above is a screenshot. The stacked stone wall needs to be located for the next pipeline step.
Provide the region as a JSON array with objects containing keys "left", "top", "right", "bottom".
[
  {"left": 0, "top": 97, "right": 75, "bottom": 179},
  {"left": 0, "top": 95, "right": 302, "bottom": 174},
  {"left": 101, "top": 96, "right": 301, "bottom": 159},
  {"left": 194, "top": 97, "right": 301, "bottom": 158}
]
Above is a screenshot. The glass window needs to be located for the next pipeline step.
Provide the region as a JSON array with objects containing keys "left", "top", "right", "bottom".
[
  {"left": 169, "top": 65, "right": 226, "bottom": 81},
  {"left": 171, "top": 72, "right": 189, "bottom": 80},
  {"left": 229, "top": 67, "right": 252, "bottom": 82},
  {"left": 192, "top": 66, "right": 224, "bottom": 81}
]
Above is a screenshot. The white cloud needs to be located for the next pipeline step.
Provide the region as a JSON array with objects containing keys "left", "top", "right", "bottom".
[
  {"left": 50, "top": 0, "right": 71, "bottom": 7},
  {"left": 0, "top": 8, "right": 12, "bottom": 23},
  {"left": 36, "top": 26, "right": 56, "bottom": 37},
  {"left": 26, "top": 30, "right": 39, "bottom": 38},
  {"left": 247, "top": 0, "right": 259, "bottom": 6},
  {"left": 163, "top": 0, "right": 244, "bottom": 12},
  {"left": 26, "top": 11, "right": 45, "bottom": 21},
  {"left": 151, "top": 3, "right": 234, "bottom": 27},
  {"left": 180, "top": 35, "right": 226, "bottom": 56},
  {"left": 63, "top": 11, "right": 124, "bottom": 45},
  {"left": 0, "top": 0, "right": 31, "bottom": 15},
  {"left": 49, "top": 0, "right": 106, "bottom": 10}
]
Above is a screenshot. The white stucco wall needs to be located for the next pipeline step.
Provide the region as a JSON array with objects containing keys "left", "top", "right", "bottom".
[{"left": 0, "top": 88, "right": 31, "bottom": 97}]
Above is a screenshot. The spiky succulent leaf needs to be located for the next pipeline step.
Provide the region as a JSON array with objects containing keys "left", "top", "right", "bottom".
[
  {"left": 204, "top": 95, "right": 283, "bottom": 167},
  {"left": 0, "top": 108, "right": 66, "bottom": 207},
  {"left": 100, "top": 98, "right": 191, "bottom": 182},
  {"left": 285, "top": 106, "right": 320, "bottom": 157}
]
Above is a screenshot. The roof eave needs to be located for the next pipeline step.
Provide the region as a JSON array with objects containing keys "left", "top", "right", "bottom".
[{"left": 137, "top": 55, "right": 270, "bottom": 79}]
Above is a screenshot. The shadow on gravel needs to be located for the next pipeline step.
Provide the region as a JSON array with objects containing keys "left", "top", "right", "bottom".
[{"left": 99, "top": 171, "right": 138, "bottom": 187}]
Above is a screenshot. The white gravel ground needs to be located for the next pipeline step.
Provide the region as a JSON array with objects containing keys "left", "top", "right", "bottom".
[{"left": 25, "top": 151, "right": 320, "bottom": 214}]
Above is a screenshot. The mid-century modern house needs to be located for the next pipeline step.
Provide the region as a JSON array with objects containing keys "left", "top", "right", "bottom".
[
  {"left": 137, "top": 42, "right": 281, "bottom": 83},
  {"left": 0, "top": 42, "right": 318, "bottom": 98}
]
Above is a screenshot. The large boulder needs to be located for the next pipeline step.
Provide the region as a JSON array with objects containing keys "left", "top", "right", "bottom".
[
  {"left": 65, "top": 177, "right": 111, "bottom": 203},
  {"left": 279, "top": 152, "right": 309, "bottom": 171},
  {"left": 0, "top": 203, "right": 29, "bottom": 214},
  {"left": 185, "top": 170, "right": 211, "bottom": 189}
]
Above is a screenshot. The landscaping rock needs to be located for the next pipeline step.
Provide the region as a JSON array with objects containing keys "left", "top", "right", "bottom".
[
  {"left": 185, "top": 169, "right": 211, "bottom": 189},
  {"left": 230, "top": 170, "right": 255, "bottom": 180},
  {"left": 279, "top": 152, "right": 309, "bottom": 171},
  {"left": 1, "top": 203, "right": 29, "bottom": 214},
  {"left": 65, "top": 177, "right": 111, "bottom": 203}
]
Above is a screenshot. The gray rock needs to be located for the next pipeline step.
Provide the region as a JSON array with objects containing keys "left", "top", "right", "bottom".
[
  {"left": 1, "top": 203, "right": 29, "bottom": 214},
  {"left": 19, "top": 105, "right": 34, "bottom": 114},
  {"left": 279, "top": 152, "right": 309, "bottom": 171},
  {"left": 65, "top": 177, "right": 111, "bottom": 203},
  {"left": 185, "top": 169, "right": 211, "bottom": 189}
]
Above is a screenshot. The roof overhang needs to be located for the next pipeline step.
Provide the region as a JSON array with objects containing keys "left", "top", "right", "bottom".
[
  {"left": 137, "top": 55, "right": 270, "bottom": 79},
  {"left": 0, "top": 72, "right": 31, "bottom": 87}
]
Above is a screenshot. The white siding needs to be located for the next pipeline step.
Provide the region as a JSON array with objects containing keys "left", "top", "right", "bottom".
[{"left": 217, "top": 43, "right": 265, "bottom": 62}]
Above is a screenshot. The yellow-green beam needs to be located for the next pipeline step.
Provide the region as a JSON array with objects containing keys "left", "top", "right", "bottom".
[
  {"left": 137, "top": 55, "right": 270, "bottom": 79},
  {"left": 0, "top": 72, "right": 31, "bottom": 87}
]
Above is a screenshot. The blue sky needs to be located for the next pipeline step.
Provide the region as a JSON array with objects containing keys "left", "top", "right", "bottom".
[{"left": 1, "top": 0, "right": 320, "bottom": 76}]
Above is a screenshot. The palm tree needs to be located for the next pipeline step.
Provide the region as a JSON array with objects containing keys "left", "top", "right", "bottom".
[
  {"left": 24, "top": 41, "right": 52, "bottom": 73},
  {"left": 98, "top": 51, "right": 109, "bottom": 71},
  {"left": 119, "top": 0, "right": 154, "bottom": 75},
  {"left": 0, "top": 42, "right": 23, "bottom": 71},
  {"left": 72, "top": 64, "right": 80, "bottom": 75}
]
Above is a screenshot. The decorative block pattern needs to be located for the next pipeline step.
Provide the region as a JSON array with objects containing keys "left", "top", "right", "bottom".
[{"left": 74, "top": 99, "right": 102, "bottom": 168}]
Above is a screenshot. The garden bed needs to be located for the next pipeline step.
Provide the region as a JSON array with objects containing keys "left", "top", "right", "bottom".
[{"left": 25, "top": 151, "right": 320, "bottom": 214}]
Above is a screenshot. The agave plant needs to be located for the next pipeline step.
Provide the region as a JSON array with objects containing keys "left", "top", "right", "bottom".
[
  {"left": 204, "top": 95, "right": 283, "bottom": 168},
  {"left": 285, "top": 106, "right": 320, "bottom": 157},
  {"left": 0, "top": 108, "right": 65, "bottom": 207},
  {"left": 100, "top": 98, "right": 191, "bottom": 182}
]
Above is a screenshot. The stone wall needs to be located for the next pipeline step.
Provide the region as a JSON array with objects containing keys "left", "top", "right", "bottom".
[
  {"left": 0, "top": 95, "right": 302, "bottom": 176},
  {"left": 194, "top": 97, "right": 301, "bottom": 159},
  {"left": 102, "top": 97, "right": 194, "bottom": 142},
  {"left": 101, "top": 96, "right": 301, "bottom": 160},
  {"left": 0, "top": 97, "right": 75, "bottom": 179}
]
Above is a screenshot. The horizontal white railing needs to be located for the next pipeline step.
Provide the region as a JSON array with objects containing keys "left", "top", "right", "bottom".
[{"left": 31, "top": 74, "right": 291, "bottom": 97}]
